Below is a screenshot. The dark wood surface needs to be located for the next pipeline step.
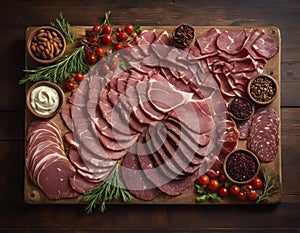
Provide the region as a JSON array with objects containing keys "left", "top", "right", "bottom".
[{"left": 0, "top": 0, "right": 299, "bottom": 232}]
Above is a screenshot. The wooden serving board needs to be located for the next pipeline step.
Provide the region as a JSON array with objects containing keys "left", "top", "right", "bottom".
[{"left": 24, "top": 26, "right": 282, "bottom": 205}]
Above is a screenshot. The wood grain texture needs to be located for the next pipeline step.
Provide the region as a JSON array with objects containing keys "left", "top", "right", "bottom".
[{"left": 0, "top": 0, "right": 299, "bottom": 232}]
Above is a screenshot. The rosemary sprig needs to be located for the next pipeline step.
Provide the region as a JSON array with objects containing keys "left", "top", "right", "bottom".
[
  {"left": 51, "top": 12, "right": 74, "bottom": 43},
  {"left": 257, "top": 166, "right": 280, "bottom": 203},
  {"left": 20, "top": 46, "right": 89, "bottom": 84},
  {"left": 82, "top": 163, "right": 133, "bottom": 214}
]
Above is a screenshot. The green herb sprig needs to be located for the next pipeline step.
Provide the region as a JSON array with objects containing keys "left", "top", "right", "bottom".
[
  {"left": 82, "top": 163, "right": 133, "bottom": 214},
  {"left": 195, "top": 184, "right": 222, "bottom": 204},
  {"left": 20, "top": 46, "right": 89, "bottom": 84},
  {"left": 51, "top": 13, "right": 74, "bottom": 43},
  {"left": 257, "top": 166, "right": 280, "bottom": 203}
]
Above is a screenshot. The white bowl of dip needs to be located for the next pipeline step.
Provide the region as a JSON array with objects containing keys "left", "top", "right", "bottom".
[{"left": 26, "top": 81, "right": 64, "bottom": 118}]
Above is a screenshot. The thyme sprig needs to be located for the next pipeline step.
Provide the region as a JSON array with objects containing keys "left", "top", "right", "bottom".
[
  {"left": 51, "top": 12, "right": 74, "bottom": 43},
  {"left": 82, "top": 163, "right": 133, "bottom": 214},
  {"left": 20, "top": 46, "right": 89, "bottom": 84},
  {"left": 257, "top": 166, "right": 280, "bottom": 203}
]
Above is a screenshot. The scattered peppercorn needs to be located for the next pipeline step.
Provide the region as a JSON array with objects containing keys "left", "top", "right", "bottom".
[{"left": 249, "top": 75, "right": 277, "bottom": 103}]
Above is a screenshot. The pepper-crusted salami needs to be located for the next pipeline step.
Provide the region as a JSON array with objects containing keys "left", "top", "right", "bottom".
[{"left": 247, "top": 108, "right": 279, "bottom": 162}]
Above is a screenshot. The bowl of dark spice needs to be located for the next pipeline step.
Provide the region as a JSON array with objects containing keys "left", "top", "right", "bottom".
[
  {"left": 229, "top": 97, "right": 255, "bottom": 121},
  {"left": 247, "top": 74, "right": 278, "bottom": 105},
  {"left": 172, "top": 24, "right": 195, "bottom": 48},
  {"left": 223, "top": 149, "right": 260, "bottom": 184}
]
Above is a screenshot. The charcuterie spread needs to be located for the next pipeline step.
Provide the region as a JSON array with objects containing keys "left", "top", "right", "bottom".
[{"left": 23, "top": 12, "right": 281, "bottom": 213}]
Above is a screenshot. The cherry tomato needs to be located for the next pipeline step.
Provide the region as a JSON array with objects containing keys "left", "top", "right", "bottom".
[
  {"left": 109, "top": 61, "right": 118, "bottom": 70},
  {"left": 245, "top": 184, "right": 254, "bottom": 192},
  {"left": 102, "top": 25, "right": 112, "bottom": 34},
  {"left": 117, "top": 31, "right": 129, "bottom": 42},
  {"left": 124, "top": 24, "right": 134, "bottom": 35},
  {"left": 93, "top": 24, "right": 102, "bottom": 32},
  {"left": 100, "top": 64, "right": 110, "bottom": 75},
  {"left": 102, "top": 34, "right": 112, "bottom": 44},
  {"left": 89, "top": 37, "right": 98, "bottom": 43},
  {"left": 66, "top": 81, "right": 75, "bottom": 91},
  {"left": 237, "top": 192, "right": 246, "bottom": 201},
  {"left": 95, "top": 47, "right": 105, "bottom": 56},
  {"left": 218, "top": 187, "right": 228, "bottom": 197},
  {"left": 198, "top": 175, "right": 210, "bottom": 186},
  {"left": 208, "top": 179, "right": 219, "bottom": 191},
  {"left": 247, "top": 190, "right": 257, "bottom": 201},
  {"left": 251, "top": 177, "right": 263, "bottom": 189},
  {"left": 84, "top": 48, "right": 92, "bottom": 55},
  {"left": 229, "top": 185, "right": 240, "bottom": 196},
  {"left": 87, "top": 54, "right": 98, "bottom": 64},
  {"left": 115, "top": 27, "right": 122, "bottom": 33},
  {"left": 131, "top": 32, "right": 138, "bottom": 39},
  {"left": 218, "top": 173, "right": 227, "bottom": 182},
  {"left": 74, "top": 73, "right": 84, "bottom": 83},
  {"left": 114, "top": 42, "right": 123, "bottom": 51}
]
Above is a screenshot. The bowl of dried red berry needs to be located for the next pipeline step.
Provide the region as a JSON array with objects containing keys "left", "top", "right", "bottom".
[
  {"left": 229, "top": 96, "right": 255, "bottom": 121},
  {"left": 247, "top": 74, "right": 278, "bottom": 105},
  {"left": 223, "top": 149, "right": 260, "bottom": 185}
]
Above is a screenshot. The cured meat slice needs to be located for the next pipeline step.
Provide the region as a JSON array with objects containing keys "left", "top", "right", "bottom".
[
  {"left": 168, "top": 100, "right": 213, "bottom": 134},
  {"left": 147, "top": 79, "right": 193, "bottom": 113},
  {"left": 235, "top": 118, "right": 252, "bottom": 140},
  {"left": 60, "top": 107, "right": 73, "bottom": 131},
  {"left": 121, "top": 147, "right": 161, "bottom": 201},
  {"left": 36, "top": 156, "right": 80, "bottom": 199},
  {"left": 252, "top": 31, "right": 279, "bottom": 59},
  {"left": 196, "top": 28, "right": 220, "bottom": 55},
  {"left": 69, "top": 173, "right": 101, "bottom": 194},
  {"left": 247, "top": 107, "right": 279, "bottom": 162},
  {"left": 136, "top": 81, "right": 165, "bottom": 121},
  {"left": 216, "top": 29, "right": 246, "bottom": 55}
]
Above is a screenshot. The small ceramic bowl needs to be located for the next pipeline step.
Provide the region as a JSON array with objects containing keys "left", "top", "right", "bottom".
[
  {"left": 223, "top": 149, "right": 260, "bottom": 185},
  {"left": 229, "top": 96, "right": 255, "bottom": 121},
  {"left": 27, "top": 26, "right": 66, "bottom": 64},
  {"left": 247, "top": 74, "right": 278, "bottom": 105},
  {"left": 26, "top": 81, "right": 64, "bottom": 118},
  {"left": 172, "top": 24, "right": 195, "bottom": 48}
]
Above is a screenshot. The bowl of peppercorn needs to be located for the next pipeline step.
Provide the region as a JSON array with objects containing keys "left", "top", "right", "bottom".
[
  {"left": 247, "top": 74, "right": 278, "bottom": 105},
  {"left": 223, "top": 149, "right": 260, "bottom": 185},
  {"left": 229, "top": 96, "right": 255, "bottom": 121}
]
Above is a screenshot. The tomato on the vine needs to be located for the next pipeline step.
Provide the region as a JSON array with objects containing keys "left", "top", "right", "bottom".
[
  {"left": 117, "top": 31, "right": 129, "bottom": 42},
  {"left": 131, "top": 32, "right": 138, "bottom": 39},
  {"left": 102, "top": 34, "right": 112, "bottom": 44},
  {"left": 89, "top": 37, "right": 98, "bottom": 43},
  {"left": 237, "top": 192, "right": 246, "bottom": 201},
  {"left": 218, "top": 187, "right": 228, "bottom": 197},
  {"left": 208, "top": 179, "right": 219, "bottom": 191},
  {"left": 84, "top": 48, "right": 92, "bottom": 55},
  {"left": 74, "top": 73, "right": 84, "bottom": 83},
  {"left": 218, "top": 173, "right": 227, "bottom": 182},
  {"left": 124, "top": 24, "right": 134, "bottom": 35},
  {"left": 114, "top": 42, "right": 123, "bottom": 51},
  {"left": 229, "top": 185, "right": 240, "bottom": 196},
  {"left": 95, "top": 47, "right": 105, "bottom": 56},
  {"left": 66, "top": 81, "right": 75, "bottom": 91},
  {"left": 198, "top": 175, "right": 210, "bottom": 186},
  {"left": 87, "top": 54, "right": 98, "bottom": 64},
  {"left": 247, "top": 190, "right": 257, "bottom": 201},
  {"left": 93, "top": 24, "right": 102, "bottom": 32},
  {"left": 245, "top": 184, "right": 254, "bottom": 192},
  {"left": 102, "top": 25, "right": 112, "bottom": 34},
  {"left": 251, "top": 177, "right": 263, "bottom": 189}
]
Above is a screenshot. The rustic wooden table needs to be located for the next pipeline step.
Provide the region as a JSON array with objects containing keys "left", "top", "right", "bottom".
[{"left": 0, "top": 0, "right": 299, "bottom": 232}]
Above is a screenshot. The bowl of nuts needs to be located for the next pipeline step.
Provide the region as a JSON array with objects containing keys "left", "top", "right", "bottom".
[
  {"left": 27, "top": 26, "right": 66, "bottom": 64},
  {"left": 247, "top": 74, "right": 278, "bottom": 105}
]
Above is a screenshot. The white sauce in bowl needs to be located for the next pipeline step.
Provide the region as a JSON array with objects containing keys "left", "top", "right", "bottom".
[{"left": 30, "top": 85, "right": 60, "bottom": 115}]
